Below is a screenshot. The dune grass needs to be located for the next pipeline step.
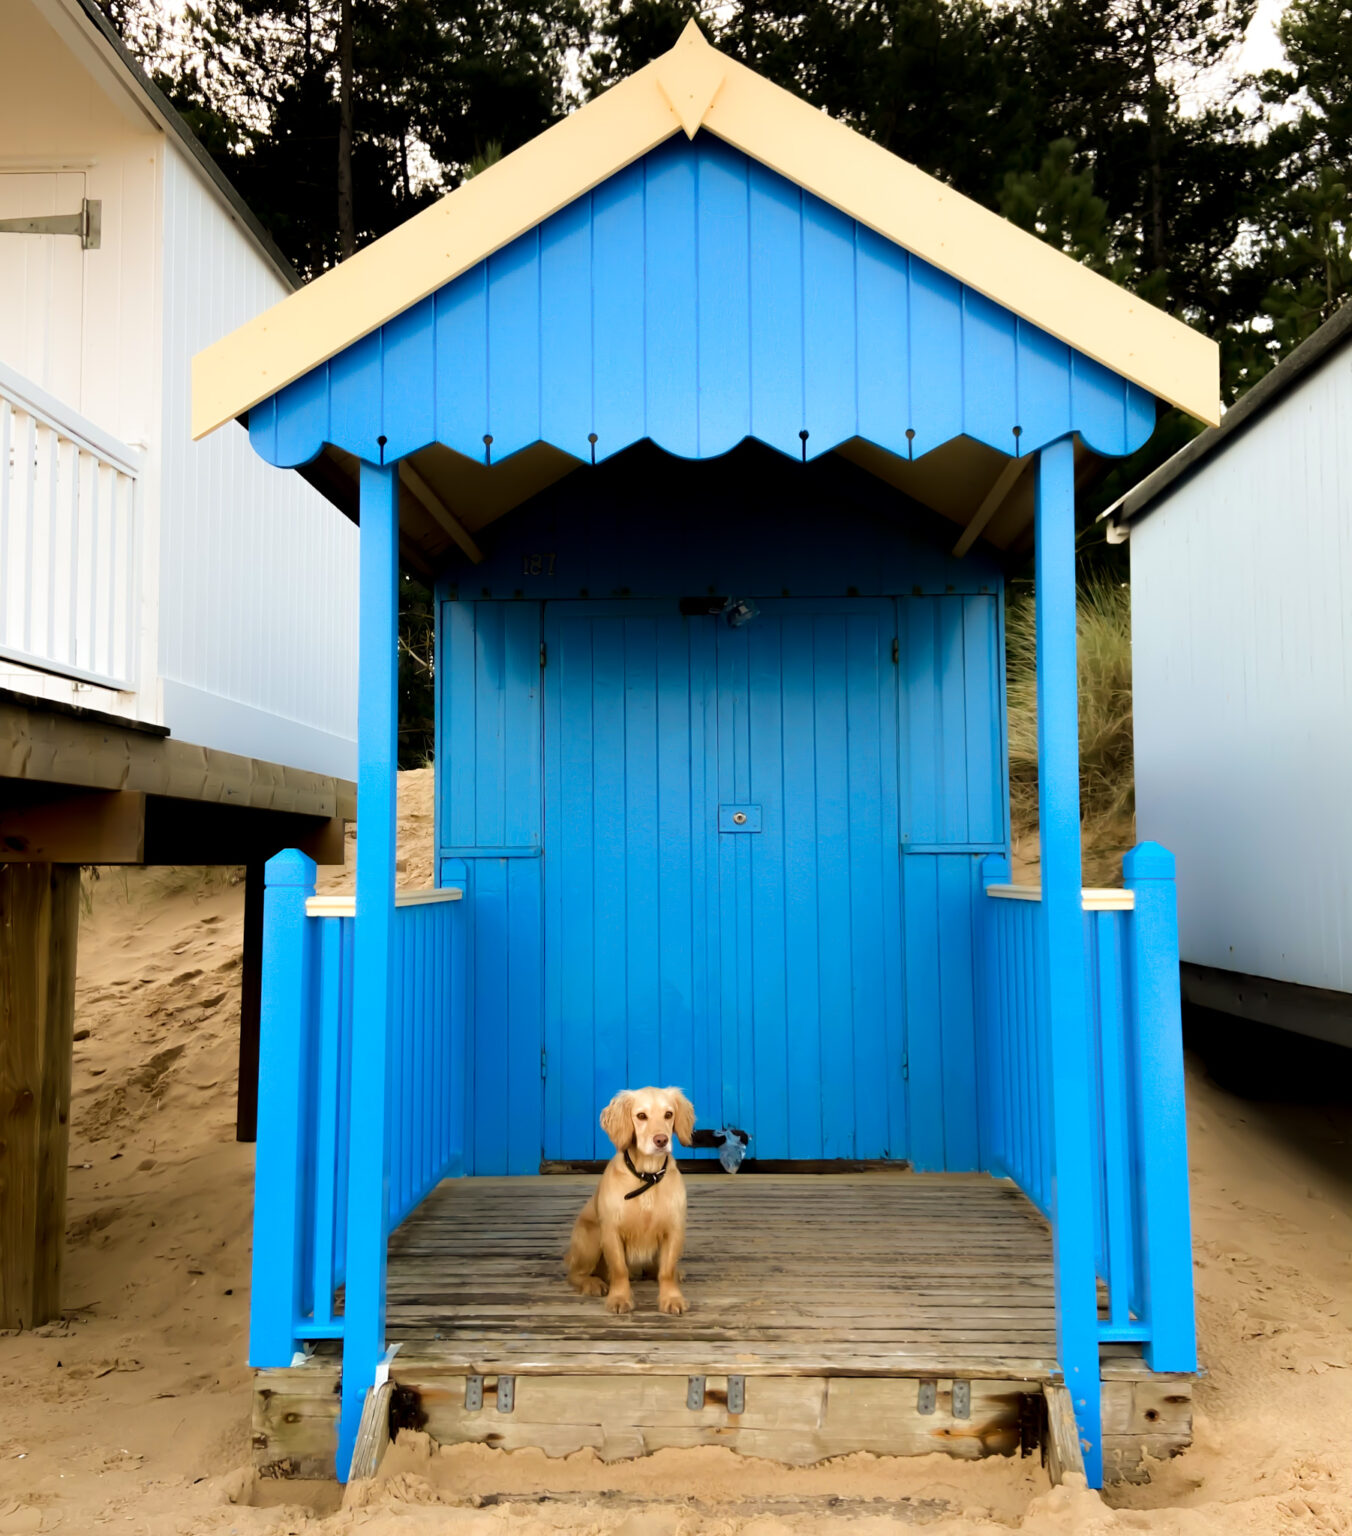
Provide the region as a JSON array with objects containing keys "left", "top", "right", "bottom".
[{"left": 1005, "top": 575, "right": 1136, "bottom": 888}]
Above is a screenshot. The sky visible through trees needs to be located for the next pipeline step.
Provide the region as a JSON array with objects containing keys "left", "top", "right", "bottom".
[
  {"left": 105, "top": 0, "right": 1352, "bottom": 763},
  {"left": 112, "top": 0, "right": 1351, "bottom": 398}
]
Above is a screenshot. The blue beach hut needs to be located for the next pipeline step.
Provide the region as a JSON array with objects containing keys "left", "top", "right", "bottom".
[{"left": 195, "top": 25, "right": 1217, "bottom": 1490}]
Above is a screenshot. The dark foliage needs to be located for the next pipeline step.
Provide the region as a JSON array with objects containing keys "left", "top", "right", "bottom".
[{"left": 95, "top": 0, "right": 1352, "bottom": 744}]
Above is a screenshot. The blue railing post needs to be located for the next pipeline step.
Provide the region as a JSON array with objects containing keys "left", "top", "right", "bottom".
[
  {"left": 1035, "top": 438, "right": 1102, "bottom": 1486},
  {"left": 338, "top": 460, "right": 401, "bottom": 1479},
  {"left": 1123, "top": 841, "right": 1197, "bottom": 1373},
  {"left": 249, "top": 848, "right": 317, "bottom": 1368}
]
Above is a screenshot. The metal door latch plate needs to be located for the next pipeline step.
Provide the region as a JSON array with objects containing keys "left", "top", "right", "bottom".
[
  {"left": 727, "top": 1375, "right": 746, "bottom": 1414},
  {"left": 718, "top": 805, "right": 762, "bottom": 833},
  {"left": 952, "top": 1380, "right": 971, "bottom": 1419},
  {"left": 687, "top": 1375, "right": 706, "bottom": 1410},
  {"left": 917, "top": 1380, "right": 937, "bottom": 1415},
  {"left": 464, "top": 1374, "right": 484, "bottom": 1411},
  {"left": 497, "top": 1376, "right": 516, "bottom": 1414}
]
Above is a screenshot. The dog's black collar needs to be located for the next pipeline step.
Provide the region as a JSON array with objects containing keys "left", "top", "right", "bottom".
[{"left": 623, "top": 1148, "right": 669, "bottom": 1199}]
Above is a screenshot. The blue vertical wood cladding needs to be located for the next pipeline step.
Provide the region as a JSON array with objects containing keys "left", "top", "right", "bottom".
[
  {"left": 438, "top": 600, "right": 542, "bottom": 1174},
  {"left": 443, "top": 568, "right": 1000, "bottom": 1173},
  {"left": 250, "top": 850, "right": 318, "bottom": 1367},
  {"left": 748, "top": 162, "right": 805, "bottom": 459},
  {"left": 1123, "top": 842, "right": 1197, "bottom": 1372},
  {"left": 899, "top": 596, "right": 1005, "bottom": 847},
  {"left": 434, "top": 269, "right": 489, "bottom": 461},
  {"left": 386, "top": 901, "right": 469, "bottom": 1228},
  {"left": 1085, "top": 906, "right": 1139, "bottom": 1337},
  {"left": 540, "top": 197, "right": 593, "bottom": 454},
  {"left": 907, "top": 262, "right": 964, "bottom": 456},
  {"left": 339, "top": 461, "right": 400, "bottom": 1481},
  {"left": 644, "top": 139, "right": 700, "bottom": 458},
  {"left": 962, "top": 290, "right": 1018, "bottom": 455},
  {"left": 440, "top": 600, "right": 541, "bottom": 850},
  {"left": 1034, "top": 438, "right": 1102, "bottom": 1487},
  {"left": 696, "top": 138, "right": 752, "bottom": 455},
  {"left": 802, "top": 199, "right": 858, "bottom": 454},
  {"left": 591, "top": 163, "right": 647, "bottom": 455},
  {"left": 975, "top": 874, "right": 1051, "bottom": 1215},
  {"left": 250, "top": 135, "right": 1157, "bottom": 475},
  {"left": 380, "top": 298, "right": 435, "bottom": 462},
  {"left": 533, "top": 600, "right": 913, "bottom": 1164},
  {"left": 543, "top": 607, "right": 713, "bottom": 1159},
  {"left": 901, "top": 854, "right": 985, "bottom": 1171},
  {"left": 487, "top": 233, "right": 543, "bottom": 461},
  {"left": 329, "top": 332, "right": 384, "bottom": 460}
]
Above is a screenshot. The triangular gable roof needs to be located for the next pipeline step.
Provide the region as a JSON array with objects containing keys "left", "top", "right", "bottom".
[{"left": 192, "top": 23, "right": 1220, "bottom": 441}]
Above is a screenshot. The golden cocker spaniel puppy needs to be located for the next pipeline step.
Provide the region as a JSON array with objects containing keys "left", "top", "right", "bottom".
[{"left": 565, "top": 1086, "right": 696, "bottom": 1314}]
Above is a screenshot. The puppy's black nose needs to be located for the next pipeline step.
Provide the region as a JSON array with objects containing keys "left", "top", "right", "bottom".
[{"left": 653, "top": 1134, "right": 669, "bottom": 1148}]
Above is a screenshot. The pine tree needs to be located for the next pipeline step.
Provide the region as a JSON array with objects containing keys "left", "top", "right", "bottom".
[{"left": 1237, "top": 0, "right": 1352, "bottom": 382}]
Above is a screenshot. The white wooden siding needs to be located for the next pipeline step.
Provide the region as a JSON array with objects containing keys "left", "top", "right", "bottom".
[
  {"left": 0, "top": 0, "right": 356, "bottom": 775},
  {"left": 1131, "top": 342, "right": 1352, "bottom": 994},
  {"left": 0, "top": 0, "right": 162, "bottom": 716},
  {"left": 158, "top": 142, "right": 357, "bottom": 778},
  {"left": 0, "top": 171, "right": 86, "bottom": 404}
]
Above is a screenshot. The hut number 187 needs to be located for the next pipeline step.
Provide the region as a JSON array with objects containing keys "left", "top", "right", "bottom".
[{"left": 522, "top": 553, "right": 557, "bottom": 576}]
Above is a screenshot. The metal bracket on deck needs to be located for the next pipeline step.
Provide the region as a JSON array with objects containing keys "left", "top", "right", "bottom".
[
  {"left": 952, "top": 1380, "right": 971, "bottom": 1420},
  {"left": 917, "top": 1381, "right": 937, "bottom": 1415},
  {"left": 497, "top": 1376, "right": 516, "bottom": 1414},
  {"left": 464, "top": 1374, "right": 484, "bottom": 1411},
  {"left": 727, "top": 1375, "right": 746, "bottom": 1414},
  {"left": 687, "top": 1376, "right": 706, "bottom": 1410}
]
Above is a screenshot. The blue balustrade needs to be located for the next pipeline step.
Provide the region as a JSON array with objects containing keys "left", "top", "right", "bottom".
[
  {"left": 976, "top": 843, "right": 1197, "bottom": 1464},
  {"left": 249, "top": 863, "right": 468, "bottom": 1381},
  {"left": 976, "top": 860, "right": 1051, "bottom": 1216}
]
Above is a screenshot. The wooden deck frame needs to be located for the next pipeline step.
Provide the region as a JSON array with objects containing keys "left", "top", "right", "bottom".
[{"left": 251, "top": 1175, "right": 1192, "bottom": 1484}]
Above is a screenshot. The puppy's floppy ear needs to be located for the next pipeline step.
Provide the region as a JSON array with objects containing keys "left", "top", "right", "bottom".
[
  {"left": 666, "top": 1088, "right": 696, "bottom": 1147},
  {"left": 600, "top": 1090, "right": 635, "bottom": 1150}
]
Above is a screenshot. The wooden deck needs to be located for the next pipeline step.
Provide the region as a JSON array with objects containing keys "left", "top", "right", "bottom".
[
  {"left": 252, "top": 1173, "right": 1192, "bottom": 1480},
  {"left": 384, "top": 1173, "right": 1061, "bottom": 1379}
]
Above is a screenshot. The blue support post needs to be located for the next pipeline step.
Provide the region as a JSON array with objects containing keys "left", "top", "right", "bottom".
[
  {"left": 1035, "top": 438, "right": 1102, "bottom": 1486},
  {"left": 249, "top": 849, "right": 317, "bottom": 1367},
  {"left": 337, "top": 461, "right": 401, "bottom": 1479},
  {"left": 1123, "top": 841, "right": 1197, "bottom": 1372}
]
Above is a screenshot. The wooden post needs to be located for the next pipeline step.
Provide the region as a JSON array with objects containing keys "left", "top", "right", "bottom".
[
  {"left": 1123, "top": 841, "right": 1197, "bottom": 1373},
  {"left": 236, "top": 861, "right": 265, "bottom": 1143},
  {"left": 0, "top": 863, "right": 79, "bottom": 1330},
  {"left": 338, "top": 460, "right": 400, "bottom": 1480},
  {"left": 1034, "top": 439, "right": 1102, "bottom": 1487},
  {"left": 248, "top": 849, "right": 317, "bottom": 1368}
]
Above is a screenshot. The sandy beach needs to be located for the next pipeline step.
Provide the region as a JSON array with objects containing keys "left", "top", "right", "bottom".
[{"left": 2, "top": 768, "right": 1349, "bottom": 1534}]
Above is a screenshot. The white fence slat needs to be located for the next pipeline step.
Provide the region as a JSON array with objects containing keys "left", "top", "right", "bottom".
[{"left": 0, "top": 366, "right": 140, "bottom": 690}]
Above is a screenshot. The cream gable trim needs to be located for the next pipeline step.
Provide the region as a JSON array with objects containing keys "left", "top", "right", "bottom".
[{"left": 192, "top": 22, "right": 1221, "bottom": 441}]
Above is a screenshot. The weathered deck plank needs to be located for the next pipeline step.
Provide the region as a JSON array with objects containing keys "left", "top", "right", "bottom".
[
  {"left": 254, "top": 1175, "right": 1192, "bottom": 1481},
  {"left": 384, "top": 1173, "right": 1061, "bottom": 1379}
]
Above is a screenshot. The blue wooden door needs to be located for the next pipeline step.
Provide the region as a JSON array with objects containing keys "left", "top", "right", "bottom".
[{"left": 541, "top": 599, "right": 905, "bottom": 1162}]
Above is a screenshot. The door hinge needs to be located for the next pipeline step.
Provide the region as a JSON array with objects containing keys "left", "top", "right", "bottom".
[
  {"left": 0, "top": 199, "right": 101, "bottom": 249},
  {"left": 540, "top": 1047, "right": 547, "bottom": 1080},
  {"left": 539, "top": 641, "right": 547, "bottom": 668},
  {"left": 891, "top": 637, "right": 899, "bottom": 664},
  {"left": 900, "top": 1053, "right": 909, "bottom": 1081}
]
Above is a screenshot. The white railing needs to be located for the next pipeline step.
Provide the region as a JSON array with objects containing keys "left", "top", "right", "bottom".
[{"left": 0, "top": 359, "right": 141, "bottom": 691}]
